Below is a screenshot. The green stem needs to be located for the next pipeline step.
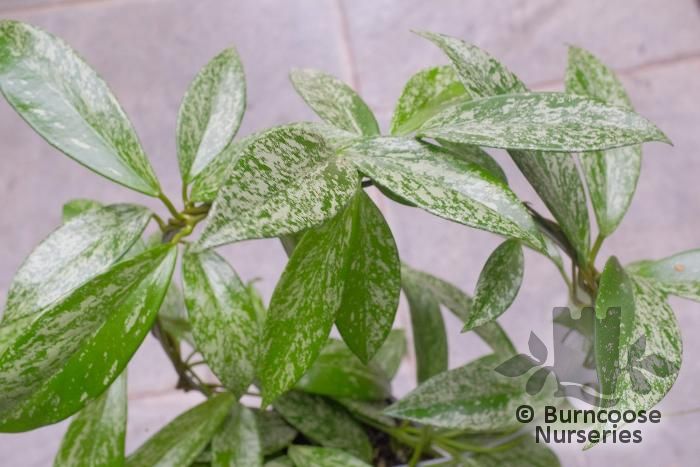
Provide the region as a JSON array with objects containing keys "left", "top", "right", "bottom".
[
  {"left": 588, "top": 233, "right": 605, "bottom": 268},
  {"left": 158, "top": 192, "right": 184, "bottom": 221},
  {"left": 409, "top": 427, "right": 431, "bottom": 467}
]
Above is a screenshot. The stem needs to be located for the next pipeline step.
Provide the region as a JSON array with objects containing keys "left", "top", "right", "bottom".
[
  {"left": 151, "top": 214, "right": 167, "bottom": 231},
  {"left": 409, "top": 428, "right": 430, "bottom": 467},
  {"left": 158, "top": 192, "right": 184, "bottom": 221},
  {"left": 588, "top": 233, "right": 605, "bottom": 268}
]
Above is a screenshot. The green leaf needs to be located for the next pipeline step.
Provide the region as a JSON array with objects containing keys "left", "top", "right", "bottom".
[
  {"left": 400, "top": 265, "right": 516, "bottom": 356},
  {"left": 0, "top": 21, "right": 160, "bottom": 195},
  {"left": 290, "top": 68, "right": 379, "bottom": 136},
  {"left": 288, "top": 446, "right": 371, "bottom": 467},
  {"left": 259, "top": 191, "right": 399, "bottom": 403},
  {"left": 628, "top": 249, "right": 700, "bottom": 301},
  {"left": 296, "top": 339, "right": 390, "bottom": 400},
  {"left": 390, "top": 65, "right": 467, "bottom": 135},
  {"left": 385, "top": 354, "right": 556, "bottom": 431},
  {"left": 196, "top": 124, "right": 358, "bottom": 249},
  {"left": 436, "top": 138, "right": 507, "bottom": 184},
  {"left": 0, "top": 245, "right": 176, "bottom": 432},
  {"left": 370, "top": 329, "right": 407, "bottom": 379},
  {"left": 334, "top": 191, "right": 401, "bottom": 363},
  {"left": 334, "top": 398, "right": 395, "bottom": 427},
  {"left": 3, "top": 204, "right": 152, "bottom": 322},
  {"left": 345, "top": 137, "right": 543, "bottom": 250},
  {"left": 189, "top": 139, "right": 245, "bottom": 203},
  {"left": 182, "top": 249, "right": 259, "bottom": 397},
  {"left": 273, "top": 391, "right": 372, "bottom": 462},
  {"left": 212, "top": 405, "right": 262, "bottom": 467},
  {"left": 464, "top": 240, "right": 524, "bottom": 331},
  {"left": 455, "top": 435, "right": 560, "bottom": 467},
  {"left": 126, "top": 392, "right": 234, "bottom": 467},
  {"left": 177, "top": 48, "right": 245, "bottom": 182},
  {"left": 417, "top": 31, "right": 591, "bottom": 264},
  {"left": 157, "top": 281, "right": 194, "bottom": 347},
  {"left": 62, "top": 199, "right": 103, "bottom": 223},
  {"left": 401, "top": 266, "right": 448, "bottom": 383},
  {"left": 420, "top": 92, "right": 669, "bottom": 152},
  {"left": 567, "top": 46, "right": 641, "bottom": 236},
  {"left": 54, "top": 372, "right": 127, "bottom": 467},
  {"left": 256, "top": 410, "right": 298, "bottom": 456},
  {"left": 595, "top": 257, "right": 635, "bottom": 399},
  {"left": 264, "top": 457, "right": 293, "bottom": 467}
]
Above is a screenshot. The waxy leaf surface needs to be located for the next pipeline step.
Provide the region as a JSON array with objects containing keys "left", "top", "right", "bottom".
[
  {"left": 288, "top": 446, "right": 371, "bottom": 467},
  {"left": 628, "top": 249, "right": 700, "bottom": 301},
  {"left": 212, "top": 405, "right": 262, "bottom": 467}
]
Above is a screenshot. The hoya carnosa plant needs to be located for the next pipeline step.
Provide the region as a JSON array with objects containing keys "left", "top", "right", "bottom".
[{"left": 0, "top": 19, "right": 686, "bottom": 466}]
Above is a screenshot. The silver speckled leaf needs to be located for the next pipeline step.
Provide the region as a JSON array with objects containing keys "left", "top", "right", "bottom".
[
  {"left": 0, "top": 21, "right": 160, "bottom": 195},
  {"left": 0, "top": 245, "right": 176, "bottom": 432},
  {"left": 256, "top": 410, "right": 298, "bottom": 456},
  {"left": 177, "top": 47, "right": 245, "bottom": 182},
  {"left": 212, "top": 405, "right": 262, "bottom": 467},
  {"left": 628, "top": 249, "right": 700, "bottom": 301},
  {"left": 567, "top": 46, "right": 642, "bottom": 237},
  {"left": 3, "top": 204, "right": 151, "bottom": 322},
  {"left": 62, "top": 199, "right": 103, "bottom": 223},
  {"left": 345, "top": 137, "right": 544, "bottom": 251},
  {"left": 274, "top": 391, "right": 372, "bottom": 462},
  {"left": 390, "top": 65, "right": 467, "bottom": 135},
  {"left": 464, "top": 240, "right": 524, "bottom": 331},
  {"left": 418, "top": 31, "right": 591, "bottom": 263},
  {"left": 290, "top": 68, "right": 379, "bottom": 136},
  {"left": 54, "top": 372, "right": 127, "bottom": 467},
  {"left": 288, "top": 446, "right": 371, "bottom": 467},
  {"left": 126, "top": 393, "right": 234, "bottom": 467},
  {"left": 457, "top": 436, "right": 560, "bottom": 467},
  {"left": 195, "top": 124, "right": 358, "bottom": 250},
  {"left": 401, "top": 265, "right": 448, "bottom": 384},
  {"left": 436, "top": 138, "right": 507, "bottom": 184},
  {"left": 182, "top": 249, "right": 259, "bottom": 398}
]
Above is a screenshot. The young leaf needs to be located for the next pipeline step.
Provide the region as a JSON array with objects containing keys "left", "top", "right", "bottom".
[
  {"left": 370, "top": 329, "right": 407, "bottom": 379},
  {"left": 259, "top": 191, "right": 400, "bottom": 403},
  {"left": 290, "top": 68, "right": 379, "bottom": 136},
  {"left": 183, "top": 249, "right": 259, "bottom": 398},
  {"left": 401, "top": 265, "right": 516, "bottom": 356},
  {"left": 420, "top": 92, "right": 669, "bottom": 152},
  {"left": 3, "top": 204, "right": 152, "bottom": 321},
  {"left": 0, "top": 245, "right": 176, "bottom": 432},
  {"left": 256, "top": 410, "right": 298, "bottom": 456},
  {"left": 288, "top": 446, "right": 371, "bottom": 467},
  {"left": 196, "top": 124, "right": 358, "bottom": 250},
  {"left": 189, "top": 139, "right": 245, "bottom": 203},
  {"left": 212, "top": 405, "right": 262, "bottom": 467},
  {"left": 177, "top": 47, "right": 246, "bottom": 182},
  {"left": 464, "top": 240, "right": 524, "bottom": 331},
  {"left": 385, "top": 354, "right": 556, "bottom": 431},
  {"left": 390, "top": 65, "right": 467, "bottom": 135},
  {"left": 274, "top": 391, "right": 372, "bottom": 462},
  {"left": 416, "top": 32, "right": 597, "bottom": 262},
  {"left": 126, "top": 393, "right": 234, "bottom": 467},
  {"left": 54, "top": 372, "right": 127, "bottom": 467},
  {"left": 628, "top": 249, "right": 700, "bottom": 301},
  {"left": 62, "top": 199, "right": 103, "bottom": 223},
  {"left": 401, "top": 267, "right": 448, "bottom": 383},
  {"left": 567, "top": 46, "right": 642, "bottom": 237},
  {"left": 345, "top": 137, "right": 544, "bottom": 251},
  {"left": 0, "top": 21, "right": 160, "bottom": 195},
  {"left": 296, "top": 339, "right": 390, "bottom": 400},
  {"left": 595, "top": 257, "right": 635, "bottom": 399}
]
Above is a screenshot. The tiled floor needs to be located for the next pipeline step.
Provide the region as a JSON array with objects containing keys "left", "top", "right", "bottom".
[{"left": 1, "top": 0, "right": 699, "bottom": 465}]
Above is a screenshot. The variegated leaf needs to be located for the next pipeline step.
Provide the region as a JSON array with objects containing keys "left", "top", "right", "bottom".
[
  {"left": 288, "top": 446, "right": 371, "bottom": 467},
  {"left": 385, "top": 354, "right": 557, "bottom": 431},
  {"left": 390, "top": 65, "right": 466, "bottom": 135},
  {"left": 182, "top": 249, "right": 259, "bottom": 397},
  {"left": 0, "top": 245, "right": 176, "bottom": 432},
  {"left": 274, "top": 391, "right": 372, "bottom": 462},
  {"left": 256, "top": 410, "right": 298, "bottom": 456},
  {"left": 290, "top": 68, "right": 379, "bottom": 136},
  {"left": 264, "top": 457, "right": 293, "bottom": 467},
  {"left": 62, "top": 199, "right": 102, "bottom": 223},
  {"left": 54, "top": 372, "right": 127, "bottom": 467},
  {"left": 296, "top": 339, "right": 390, "bottom": 400},
  {"left": 370, "top": 329, "right": 407, "bottom": 379},
  {"left": 464, "top": 240, "right": 524, "bottom": 331},
  {"left": 418, "top": 31, "right": 591, "bottom": 263},
  {"left": 401, "top": 265, "right": 515, "bottom": 356},
  {"left": 177, "top": 47, "right": 245, "bottom": 181},
  {"left": 126, "top": 393, "right": 234, "bottom": 467},
  {"left": 628, "top": 249, "right": 700, "bottom": 301},
  {"left": 567, "top": 46, "right": 642, "bottom": 237},
  {"left": 344, "top": 137, "right": 544, "bottom": 251},
  {"left": 157, "top": 280, "right": 194, "bottom": 347},
  {"left": 420, "top": 92, "right": 669, "bottom": 152},
  {"left": 456, "top": 435, "right": 560, "bottom": 466},
  {"left": 436, "top": 138, "right": 507, "bottom": 184},
  {"left": 212, "top": 405, "right": 262, "bottom": 467},
  {"left": 188, "top": 139, "right": 245, "bottom": 203},
  {"left": 0, "top": 21, "right": 160, "bottom": 195},
  {"left": 3, "top": 204, "right": 151, "bottom": 321},
  {"left": 334, "top": 398, "right": 395, "bottom": 428},
  {"left": 196, "top": 124, "right": 358, "bottom": 250},
  {"left": 401, "top": 266, "right": 448, "bottom": 383}
]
